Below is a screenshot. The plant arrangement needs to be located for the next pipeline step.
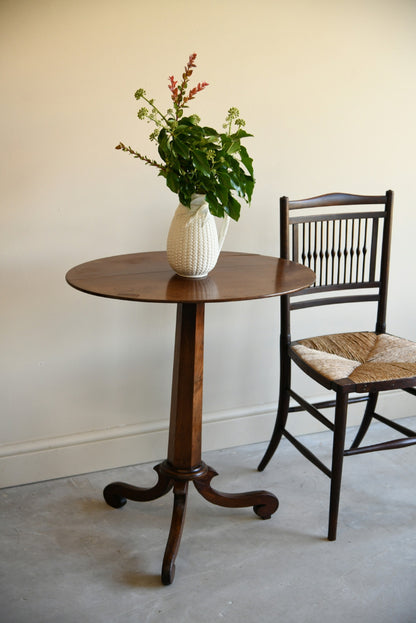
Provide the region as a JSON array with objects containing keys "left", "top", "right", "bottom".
[{"left": 116, "top": 53, "right": 255, "bottom": 222}]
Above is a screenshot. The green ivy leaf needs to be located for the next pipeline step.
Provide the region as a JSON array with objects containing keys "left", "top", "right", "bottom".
[
  {"left": 166, "top": 170, "right": 180, "bottom": 193},
  {"left": 177, "top": 116, "right": 194, "bottom": 127},
  {"left": 243, "top": 175, "right": 255, "bottom": 202},
  {"left": 202, "top": 126, "right": 219, "bottom": 137},
  {"left": 178, "top": 188, "right": 192, "bottom": 207},
  {"left": 157, "top": 128, "right": 170, "bottom": 162},
  {"left": 239, "top": 145, "right": 254, "bottom": 176},
  {"left": 206, "top": 192, "right": 224, "bottom": 218},
  {"left": 191, "top": 150, "right": 211, "bottom": 176},
  {"left": 215, "top": 181, "right": 229, "bottom": 205},
  {"left": 226, "top": 194, "right": 241, "bottom": 221},
  {"left": 217, "top": 169, "right": 232, "bottom": 189},
  {"left": 172, "top": 138, "right": 189, "bottom": 159},
  {"left": 233, "top": 129, "right": 252, "bottom": 140},
  {"left": 227, "top": 141, "right": 241, "bottom": 155}
]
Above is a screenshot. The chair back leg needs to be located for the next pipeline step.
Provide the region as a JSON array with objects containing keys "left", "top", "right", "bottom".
[
  {"left": 258, "top": 356, "right": 291, "bottom": 472},
  {"left": 349, "top": 392, "right": 379, "bottom": 450}
]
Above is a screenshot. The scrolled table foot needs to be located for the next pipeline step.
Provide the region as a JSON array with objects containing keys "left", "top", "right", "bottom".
[
  {"left": 253, "top": 495, "right": 279, "bottom": 520},
  {"left": 193, "top": 465, "right": 279, "bottom": 519},
  {"left": 161, "top": 481, "right": 188, "bottom": 585},
  {"left": 103, "top": 463, "right": 174, "bottom": 508},
  {"left": 103, "top": 483, "right": 128, "bottom": 508}
]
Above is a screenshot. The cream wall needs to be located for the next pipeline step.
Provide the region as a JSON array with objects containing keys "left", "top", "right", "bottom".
[{"left": 1, "top": 0, "right": 416, "bottom": 487}]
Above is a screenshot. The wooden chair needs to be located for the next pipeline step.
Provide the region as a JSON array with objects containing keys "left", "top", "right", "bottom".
[{"left": 258, "top": 190, "right": 416, "bottom": 540}]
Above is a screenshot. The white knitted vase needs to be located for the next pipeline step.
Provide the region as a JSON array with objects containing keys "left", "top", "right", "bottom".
[{"left": 167, "top": 194, "right": 229, "bottom": 278}]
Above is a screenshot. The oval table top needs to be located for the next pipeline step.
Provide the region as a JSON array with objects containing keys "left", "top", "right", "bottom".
[{"left": 66, "top": 251, "right": 315, "bottom": 304}]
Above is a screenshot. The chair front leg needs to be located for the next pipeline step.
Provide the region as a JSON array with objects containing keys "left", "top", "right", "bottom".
[{"left": 328, "top": 390, "right": 349, "bottom": 541}]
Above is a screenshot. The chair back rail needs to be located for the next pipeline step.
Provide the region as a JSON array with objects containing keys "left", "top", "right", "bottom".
[{"left": 281, "top": 191, "right": 393, "bottom": 334}]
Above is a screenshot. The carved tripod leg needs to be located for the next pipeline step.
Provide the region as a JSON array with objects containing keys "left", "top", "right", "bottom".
[
  {"left": 161, "top": 480, "right": 189, "bottom": 585},
  {"left": 103, "top": 463, "right": 174, "bottom": 509},
  {"left": 194, "top": 466, "right": 279, "bottom": 519}
]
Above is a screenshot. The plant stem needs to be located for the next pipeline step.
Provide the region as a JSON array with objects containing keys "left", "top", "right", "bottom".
[
  {"left": 115, "top": 142, "right": 166, "bottom": 170},
  {"left": 141, "top": 94, "right": 170, "bottom": 124}
]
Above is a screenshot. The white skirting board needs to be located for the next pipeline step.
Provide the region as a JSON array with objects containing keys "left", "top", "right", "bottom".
[{"left": 1, "top": 390, "right": 415, "bottom": 488}]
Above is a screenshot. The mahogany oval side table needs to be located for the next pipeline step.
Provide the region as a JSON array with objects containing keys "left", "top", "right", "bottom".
[{"left": 66, "top": 251, "right": 315, "bottom": 584}]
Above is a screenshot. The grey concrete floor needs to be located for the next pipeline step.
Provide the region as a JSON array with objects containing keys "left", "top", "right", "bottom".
[{"left": 1, "top": 418, "right": 415, "bottom": 623}]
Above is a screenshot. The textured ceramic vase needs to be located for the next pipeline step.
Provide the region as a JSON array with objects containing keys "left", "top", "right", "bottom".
[{"left": 166, "top": 194, "right": 229, "bottom": 278}]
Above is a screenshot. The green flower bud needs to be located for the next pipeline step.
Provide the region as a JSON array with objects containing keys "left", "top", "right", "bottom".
[
  {"left": 226, "top": 107, "right": 239, "bottom": 121},
  {"left": 207, "top": 149, "right": 216, "bottom": 162},
  {"left": 137, "top": 107, "right": 149, "bottom": 119}
]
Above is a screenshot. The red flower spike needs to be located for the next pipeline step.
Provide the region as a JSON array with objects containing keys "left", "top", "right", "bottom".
[
  {"left": 187, "top": 53, "right": 197, "bottom": 68},
  {"left": 182, "top": 53, "right": 197, "bottom": 81},
  {"left": 168, "top": 75, "right": 178, "bottom": 102},
  {"left": 169, "top": 53, "right": 208, "bottom": 117},
  {"left": 183, "top": 81, "right": 209, "bottom": 104}
]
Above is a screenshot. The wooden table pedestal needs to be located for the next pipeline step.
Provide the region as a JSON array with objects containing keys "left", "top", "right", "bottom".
[{"left": 103, "top": 303, "right": 278, "bottom": 585}]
